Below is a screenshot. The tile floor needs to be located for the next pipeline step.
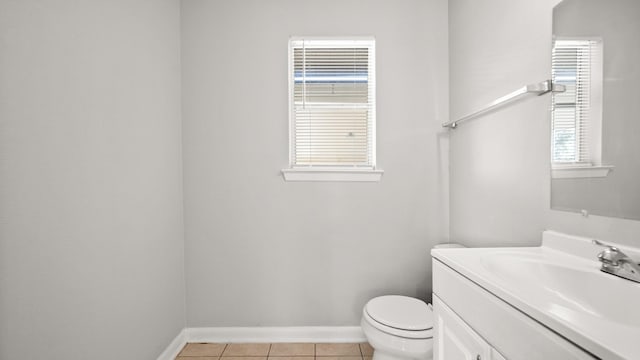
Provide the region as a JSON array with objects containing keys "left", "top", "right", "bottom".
[{"left": 176, "top": 342, "right": 374, "bottom": 360}]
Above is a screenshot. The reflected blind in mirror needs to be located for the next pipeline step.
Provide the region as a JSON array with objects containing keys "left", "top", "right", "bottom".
[
  {"left": 289, "top": 39, "right": 376, "bottom": 168},
  {"left": 551, "top": 39, "right": 599, "bottom": 164}
]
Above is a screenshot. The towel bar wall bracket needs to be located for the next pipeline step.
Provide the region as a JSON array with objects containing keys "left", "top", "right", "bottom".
[{"left": 442, "top": 80, "right": 566, "bottom": 129}]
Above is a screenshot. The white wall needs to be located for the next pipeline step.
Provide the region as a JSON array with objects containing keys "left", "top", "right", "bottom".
[
  {"left": 449, "top": 0, "right": 640, "bottom": 248},
  {"left": 0, "top": 1, "right": 185, "bottom": 359},
  {"left": 181, "top": 0, "right": 449, "bottom": 326}
]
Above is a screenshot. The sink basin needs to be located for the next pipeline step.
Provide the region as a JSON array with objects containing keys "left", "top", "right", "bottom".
[{"left": 480, "top": 251, "right": 640, "bottom": 327}]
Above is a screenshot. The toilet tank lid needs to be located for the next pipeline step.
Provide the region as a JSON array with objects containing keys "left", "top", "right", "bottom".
[
  {"left": 434, "top": 243, "right": 466, "bottom": 249},
  {"left": 365, "top": 295, "right": 433, "bottom": 331}
]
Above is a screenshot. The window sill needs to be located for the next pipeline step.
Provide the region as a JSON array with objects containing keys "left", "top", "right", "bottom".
[
  {"left": 551, "top": 165, "right": 614, "bottom": 179},
  {"left": 281, "top": 168, "right": 384, "bottom": 182}
]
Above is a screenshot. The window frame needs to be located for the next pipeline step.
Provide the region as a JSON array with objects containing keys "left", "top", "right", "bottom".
[{"left": 282, "top": 36, "right": 383, "bottom": 182}]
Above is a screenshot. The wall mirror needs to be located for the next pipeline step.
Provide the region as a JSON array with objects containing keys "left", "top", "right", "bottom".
[{"left": 550, "top": 0, "right": 640, "bottom": 220}]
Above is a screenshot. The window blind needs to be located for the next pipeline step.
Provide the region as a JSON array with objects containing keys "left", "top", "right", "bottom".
[
  {"left": 551, "top": 39, "right": 598, "bottom": 164},
  {"left": 289, "top": 39, "right": 376, "bottom": 167}
]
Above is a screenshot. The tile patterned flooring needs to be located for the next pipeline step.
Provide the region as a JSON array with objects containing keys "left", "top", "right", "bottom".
[{"left": 176, "top": 342, "right": 374, "bottom": 360}]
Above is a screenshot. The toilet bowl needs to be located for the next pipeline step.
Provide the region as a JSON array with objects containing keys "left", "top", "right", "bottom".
[
  {"left": 361, "top": 245, "right": 465, "bottom": 360},
  {"left": 361, "top": 295, "right": 434, "bottom": 360}
]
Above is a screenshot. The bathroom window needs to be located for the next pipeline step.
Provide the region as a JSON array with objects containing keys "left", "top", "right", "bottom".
[
  {"left": 282, "top": 38, "right": 382, "bottom": 182},
  {"left": 551, "top": 39, "right": 604, "bottom": 170}
]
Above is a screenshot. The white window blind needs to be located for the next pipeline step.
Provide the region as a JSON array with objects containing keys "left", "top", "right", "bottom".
[
  {"left": 551, "top": 39, "right": 601, "bottom": 164},
  {"left": 289, "top": 38, "right": 376, "bottom": 168}
]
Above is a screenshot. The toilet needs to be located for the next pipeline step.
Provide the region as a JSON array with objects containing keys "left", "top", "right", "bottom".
[
  {"left": 361, "top": 295, "right": 434, "bottom": 360},
  {"left": 361, "top": 244, "right": 465, "bottom": 360}
]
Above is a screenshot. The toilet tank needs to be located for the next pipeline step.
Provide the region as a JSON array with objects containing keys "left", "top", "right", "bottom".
[{"left": 433, "top": 243, "right": 466, "bottom": 249}]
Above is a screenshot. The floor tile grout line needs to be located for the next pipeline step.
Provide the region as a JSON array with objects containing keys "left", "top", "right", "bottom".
[{"left": 220, "top": 344, "right": 227, "bottom": 360}]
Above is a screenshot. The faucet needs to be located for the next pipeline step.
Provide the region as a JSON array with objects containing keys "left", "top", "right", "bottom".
[{"left": 593, "top": 239, "right": 640, "bottom": 283}]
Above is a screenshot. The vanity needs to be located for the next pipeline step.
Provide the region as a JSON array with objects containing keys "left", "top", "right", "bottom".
[{"left": 431, "top": 231, "right": 640, "bottom": 360}]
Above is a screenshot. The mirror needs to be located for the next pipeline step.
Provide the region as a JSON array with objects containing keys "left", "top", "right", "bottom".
[{"left": 551, "top": 0, "right": 640, "bottom": 220}]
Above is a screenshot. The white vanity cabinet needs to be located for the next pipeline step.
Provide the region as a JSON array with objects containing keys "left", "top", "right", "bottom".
[
  {"left": 433, "top": 295, "right": 501, "bottom": 360},
  {"left": 431, "top": 258, "right": 596, "bottom": 360}
]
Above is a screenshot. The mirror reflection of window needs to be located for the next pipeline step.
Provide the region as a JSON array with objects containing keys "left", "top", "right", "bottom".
[{"left": 551, "top": 39, "right": 603, "bottom": 167}]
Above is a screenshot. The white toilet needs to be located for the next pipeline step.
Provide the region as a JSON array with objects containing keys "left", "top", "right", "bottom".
[
  {"left": 361, "top": 295, "right": 434, "bottom": 360},
  {"left": 361, "top": 244, "right": 465, "bottom": 360}
]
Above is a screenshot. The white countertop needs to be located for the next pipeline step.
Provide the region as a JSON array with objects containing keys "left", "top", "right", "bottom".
[{"left": 431, "top": 231, "right": 640, "bottom": 360}]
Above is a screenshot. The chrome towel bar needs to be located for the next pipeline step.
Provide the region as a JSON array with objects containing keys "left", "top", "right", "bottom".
[{"left": 442, "top": 80, "right": 565, "bottom": 129}]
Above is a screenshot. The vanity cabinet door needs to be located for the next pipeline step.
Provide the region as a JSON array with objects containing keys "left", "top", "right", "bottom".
[{"left": 433, "top": 295, "right": 492, "bottom": 360}]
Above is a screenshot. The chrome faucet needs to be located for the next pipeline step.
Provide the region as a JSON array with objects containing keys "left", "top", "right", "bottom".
[{"left": 593, "top": 239, "right": 640, "bottom": 283}]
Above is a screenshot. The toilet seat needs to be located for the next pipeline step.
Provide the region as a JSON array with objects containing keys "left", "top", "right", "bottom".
[{"left": 364, "top": 295, "right": 433, "bottom": 339}]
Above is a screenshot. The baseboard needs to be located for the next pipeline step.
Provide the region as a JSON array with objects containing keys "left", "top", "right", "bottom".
[
  {"left": 157, "top": 328, "right": 187, "bottom": 360},
  {"left": 186, "top": 326, "right": 366, "bottom": 343},
  {"left": 158, "top": 326, "right": 365, "bottom": 359}
]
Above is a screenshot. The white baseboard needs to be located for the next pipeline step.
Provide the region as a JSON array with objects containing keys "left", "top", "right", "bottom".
[
  {"left": 187, "top": 326, "right": 366, "bottom": 344},
  {"left": 157, "top": 328, "right": 187, "bottom": 360},
  {"left": 158, "top": 326, "right": 365, "bottom": 359}
]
